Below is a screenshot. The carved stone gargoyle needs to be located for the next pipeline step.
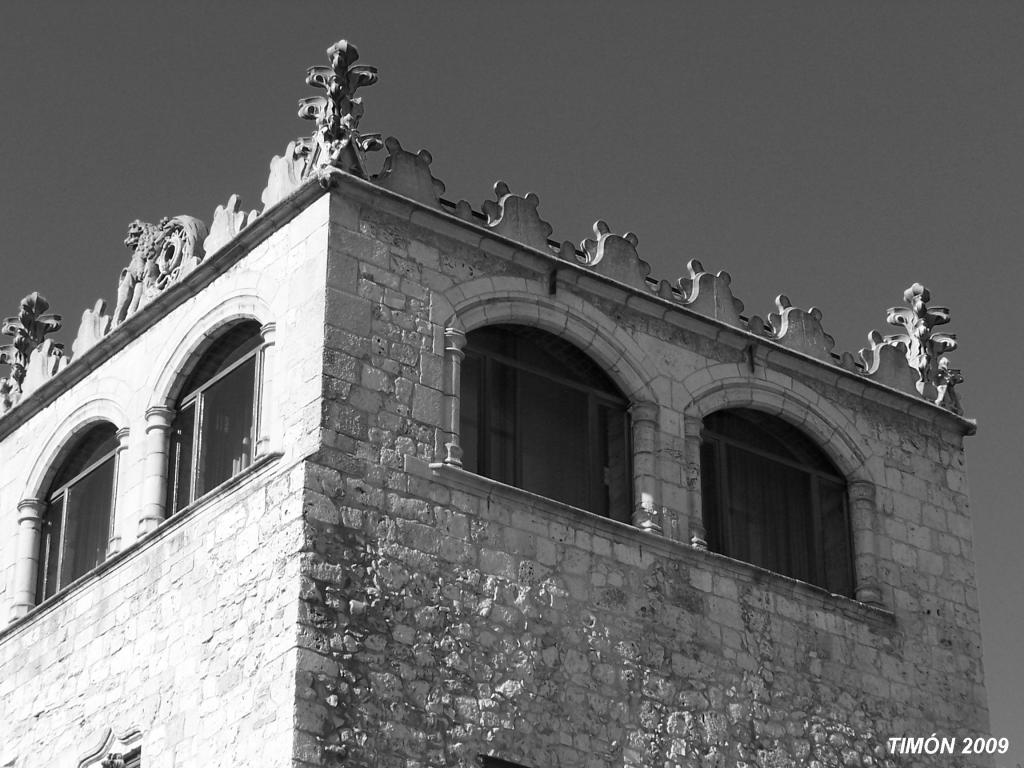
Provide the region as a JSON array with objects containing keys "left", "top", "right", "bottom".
[{"left": 113, "top": 215, "right": 208, "bottom": 326}]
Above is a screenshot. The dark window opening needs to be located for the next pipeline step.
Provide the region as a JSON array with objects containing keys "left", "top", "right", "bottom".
[
  {"left": 37, "top": 423, "right": 119, "bottom": 602},
  {"left": 700, "top": 408, "right": 853, "bottom": 595},
  {"left": 166, "top": 321, "right": 262, "bottom": 515},
  {"left": 461, "top": 324, "right": 631, "bottom": 522}
]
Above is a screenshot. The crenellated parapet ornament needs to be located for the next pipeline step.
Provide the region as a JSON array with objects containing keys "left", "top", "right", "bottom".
[
  {"left": 113, "top": 215, "right": 208, "bottom": 326},
  {"left": 883, "top": 282, "right": 961, "bottom": 410},
  {"left": 481, "top": 181, "right": 554, "bottom": 252},
  {"left": 0, "top": 292, "right": 64, "bottom": 413},
  {"left": 372, "top": 137, "right": 446, "bottom": 209},
  {"left": 579, "top": 220, "right": 652, "bottom": 291},
  {"left": 298, "top": 39, "right": 383, "bottom": 179}
]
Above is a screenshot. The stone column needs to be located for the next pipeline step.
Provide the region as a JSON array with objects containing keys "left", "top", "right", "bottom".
[
  {"left": 9, "top": 497, "right": 46, "bottom": 621},
  {"left": 684, "top": 415, "right": 707, "bottom": 549},
  {"left": 629, "top": 401, "right": 661, "bottom": 533},
  {"left": 107, "top": 427, "right": 131, "bottom": 556},
  {"left": 848, "top": 479, "right": 882, "bottom": 605},
  {"left": 442, "top": 325, "right": 466, "bottom": 466},
  {"left": 255, "top": 321, "right": 277, "bottom": 457},
  {"left": 139, "top": 406, "right": 173, "bottom": 536}
]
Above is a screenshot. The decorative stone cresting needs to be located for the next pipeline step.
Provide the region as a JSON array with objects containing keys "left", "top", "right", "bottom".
[
  {"left": 857, "top": 331, "right": 919, "bottom": 397},
  {"left": 205, "top": 193, "right": 259, "bottom": 255},
  {"left": 676, "top": 259, "right": 745, "bottom": 328},
  {"left": 0, "top": 292, "right": 63, "bottom": 413},
  {"left": 371, "top": 137, "right": 446, "bottom": 209},
  {"left": 261, "top": 140, "right": 311, "bottom": 211},
  {"left": 885, "top": 282, "right": 958, "bottom": 401},
  {"left": 113, "top": 216, "right": 208, "bottom": 327},
  {"left": 764, "top": 295, "right": 836, "bottom": 361},
  {"left": 481, "top": 181, "right": 554, "bottom": 252},
  {"left": 72, "top": 299, "right": 112, "bottom": 358},
  {"left": 297, "top": 39, "right": 383, "bottom": 180},
  {"left": 578, "top": 220, "right": 651, "bottom": 290}
]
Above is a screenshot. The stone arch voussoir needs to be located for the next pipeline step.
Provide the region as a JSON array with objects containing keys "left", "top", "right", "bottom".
[
  {"left": 147, "top": 291, "right": 274, "bottom": 409},
  {"left": 683, "top": 369, "right": 871, "bottom": 483},
  {"left": 447, "top": 280, "right": 656, "bottom": 404},
  {"left": 24, "top": 396, "right": 129, "bottom": 501}
]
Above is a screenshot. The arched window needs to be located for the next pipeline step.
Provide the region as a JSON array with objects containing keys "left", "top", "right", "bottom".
[
  {"left": 460, "top": 324, "right": 632, "bottom": 522},
  {"left": 700, "top": 408, "right": 853, "bottom": 595},
  {"left": 165, "top": 321, "right": 263, "bottom": 515},
  {"left": 37, "top": 423, "right": 119, "bottom": 601}
]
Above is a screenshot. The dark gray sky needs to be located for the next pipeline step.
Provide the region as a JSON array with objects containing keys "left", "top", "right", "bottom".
[{"left": 1, "top": 1, "right": 1020, "bottom": 754}]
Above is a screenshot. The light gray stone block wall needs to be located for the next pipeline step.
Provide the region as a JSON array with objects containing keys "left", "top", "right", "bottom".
[{"left": 0, "top": 196, "right": 330, "bottom": 767}]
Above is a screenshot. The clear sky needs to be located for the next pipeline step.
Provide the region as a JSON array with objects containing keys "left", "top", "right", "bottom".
[{"left": 1, "top": 0, "right": 1020, "bottom": 758}]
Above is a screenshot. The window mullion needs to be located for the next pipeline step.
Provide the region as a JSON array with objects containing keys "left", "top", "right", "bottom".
[{"left": 191, "top": 394, "right": 204, "bottom": 503}]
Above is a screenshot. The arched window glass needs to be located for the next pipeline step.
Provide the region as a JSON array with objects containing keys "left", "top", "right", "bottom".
[
  {"left": 700, "top": 408, "right": 853, "bottom": 595},
  {"left": 37, "top": 423, "right": 119, "bottom": 601},
  {"left": 460, "top": 324, "right": 632, "bottom": 522},
  {"left": 165, "top": 321, "right": 262, "bottom": 515}
]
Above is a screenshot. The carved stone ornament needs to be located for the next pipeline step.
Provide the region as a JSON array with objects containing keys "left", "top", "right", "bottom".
[
  {"left": 885, "top": 282, "right": 958, "bottom": 399},
  {"left": 578, "top": 220, "right": 652, "bottom": 290},
  {"left": 0, "top": 292, "right": 63, "bottom": 413},
  {"left": 857, "top": 330, "right": 920, "bottom": 397},
  {"left": 261, "top": 139, "right": 312, "bottom": 211},
  {"left": 78, "top": 725, "right": 142, "bottom": 768},
  {"left": 72, "top": 299, "right": 112, "bottom": 358},
  {"left": 205, "top": 193, "right": 259, "bottom": 255},
  {"left": 934, "top": 356, "right": 964, "bottom": 415},
  {"left": 371, "top": 136, "right": 446, "bottom": 209},
  {"left": 766, "top": 295, "right": 836, "bottom": 362},
  {"left": 676, "top": 259, "right": 745, "bottom": 328},
  {"left": 481, "top": 181, "right": 554, "bottom": 252},
  {"left": 113, "top": 215, "right": 209, "bottom": 326},
  {"left": 297, "top": 39, "right": 383, "bottom": 178}
]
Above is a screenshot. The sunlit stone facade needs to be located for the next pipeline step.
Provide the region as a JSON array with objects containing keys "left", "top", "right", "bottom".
[{"left": 0, "top": 38, "right": 988, "bottom": 768}]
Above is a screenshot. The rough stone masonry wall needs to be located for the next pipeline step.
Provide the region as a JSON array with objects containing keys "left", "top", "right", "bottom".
[{"left": 294, "top": 187, "right": 989, "bottom": 768}]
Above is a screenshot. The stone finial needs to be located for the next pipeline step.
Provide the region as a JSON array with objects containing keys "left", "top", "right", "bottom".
[
  {"left": 480, "top": 181, "right": 553, "bottom": 252},
  {"left": 676, "top": 259, "right": 745, "bottom": 328},
  {"left": 858, "top": 331, "right": 920, "bottom": 396},
  {"left": 578, "top": 220, "right": 651, "bottom": 290},
  {"left": 205, "top": 194, "right": 259, "bottom": 255},
  {"left": 885, "top": 282, "right": 957, "bottom": 398},
  {"left": 298, "top": 39, "right": 383, "bottom": 178},
  {"left": 0, "top": 292, "right": 63, "bottom": 412},
  {"left": 766, "top": 295, "right": 835, "bottom": 361},
  {"left": 113, "top": 216, "right": 208, "bottom": 326},
  {"left": 72, "top": 299, "right": 112, "bottom": 359},
  {"left": 371, "top": 137, "right": 446, "bottom": 209}
]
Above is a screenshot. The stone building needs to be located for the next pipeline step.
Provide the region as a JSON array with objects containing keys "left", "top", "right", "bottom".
[{"left": 0, "top": 38, "right": 988, "bottom": 768}]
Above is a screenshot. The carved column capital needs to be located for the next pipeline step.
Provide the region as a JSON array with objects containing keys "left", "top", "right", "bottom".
[
  {"left": 259, "top": 321, "right": 277, "bottom": 344},
  {"left": 629, "top": 400, "right": 658, "bottom": 424},
  {"left": 144, "top": 406, "right": 174, "bottom": 432},
  {"left": 848, "top": 479, "right": 875, "bottom": 504},
  {"left": 16, "top": 497, "right": 45, "bottom": 523},
  {"left": 444, "top": 325, "right": 467, "bottom": 357}
]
